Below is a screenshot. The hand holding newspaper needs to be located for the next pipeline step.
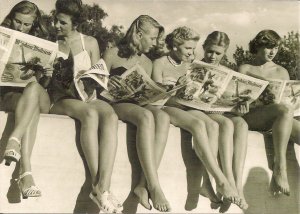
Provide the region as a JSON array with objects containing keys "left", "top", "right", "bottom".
[
  {"left": 100, "top": 64, "right": 186, "bottom": 106},
  {"left": 74, "top": 59, "right": 109, "bottom": 102},
  {"left": 0, "top": 26, "right": 58, "bottom": 87},
  {"left": 173, "top": 60, "right": 269, "bottom": 112}
]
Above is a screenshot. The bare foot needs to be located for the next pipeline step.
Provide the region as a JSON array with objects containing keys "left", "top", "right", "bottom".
[
  {"left": 148, "top": 186, "right": 171, "bottom": 212},
  {"left": 219, "top": 198, "right": 232, "bottom": 213},
  {"left": 185, "top": 193, "right": 199, "bottom": 211},
  {"left": 216, "top": 182, "right": 240, "bottom": 207},
  {"left": 200, "top": 178, "right": 221, "bottom": 201},
  {"left": 133, "top": 186, "right": 151, "bottom": 210},
  {"left": 237, "top": 187, "right": 248, "bottom": 210},
  {"left": 271, "top": 167, "right": 290, "bottom": 196}
]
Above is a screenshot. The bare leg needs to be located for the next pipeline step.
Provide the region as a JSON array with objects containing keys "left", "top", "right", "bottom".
[
  {"left": 291, "top": 119, "right": 300, "bottom": 145},
  {"left": 113, "top": 103, "right": 170, "bottom": 212},
  {"left": 243, "top": 104, "right": 293, "bottom": 195},
  {"left": 163, "top": 107, "right": 240, "bottom": 205},
  {"left": 230, "top": 115, "right": 248, "bottom": 209},
  {"left": 19, "top": 109, "right": 40, "bottom": 191},
  {"left": 134, "top": 105, "right": 170, "bottom": 210},
  {"left": 89, "top": 100, "right": 118, "bottom": 193},
  {"left": 187, "top": 110, "right": 221, "bottom": 205}
]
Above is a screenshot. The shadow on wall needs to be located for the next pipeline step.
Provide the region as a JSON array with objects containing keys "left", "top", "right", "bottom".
[
  {"left": 0, "top": 113, "right": 22, "bottom": 204},
  {"left": 244, "top": 134, "right": 300, "bottom": 214}
]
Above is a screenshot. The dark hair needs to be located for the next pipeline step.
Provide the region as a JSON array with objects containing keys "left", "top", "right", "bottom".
[
  {"left": 249, "top": 30, "right": 281, "bottom": 54},
  {"left": 117, "top": 15, "right": 164, "bottom": 58},
  {"left": 165, "top": 26, "right": 200, "bottom": 50},
  {"left": 1, "top": 0, "right": 48, "bottom": 38},
  {"left": 203, "top": 31, "right": 230, "bottom": 50},
  {"left": 55, "top": 0, "right": 83, "bottom": 26}
]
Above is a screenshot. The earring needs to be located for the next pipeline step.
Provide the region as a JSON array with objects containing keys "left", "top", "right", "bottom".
[{"left": 173, "top": 47, "right": 177, "bottom": 51}]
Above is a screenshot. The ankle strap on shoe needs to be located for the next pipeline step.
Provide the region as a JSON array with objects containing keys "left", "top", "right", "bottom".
[
  {"left": 19, "top": 171, "right": 32, "bottom": 179},
  {"left": 9, "top": 137, "right": 21, "bottom": 145}
]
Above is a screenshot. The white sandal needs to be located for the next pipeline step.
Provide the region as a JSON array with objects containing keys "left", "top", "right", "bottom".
[
  {"left": 4, "top": 137, "right": 21, "bottom": 166},
  {"left": 18, "top": 172, "right": 41, "bottom": 199},
  {"left": 89, "top": 186, "right": 123, "bottom": 213}
]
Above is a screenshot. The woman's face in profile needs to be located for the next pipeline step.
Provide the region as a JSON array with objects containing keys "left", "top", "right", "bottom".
[
  {"left": 54, "top": 13, "right": 73, "bottom": 37},
  {"left": 12, "top": 12, "right": 35, "bottom": 34},
  {"left": 203, "top": 44, "right": 226, "bottom": 65},
  {"left": 174, "top": 40, "right": 197, "bottom": 62},
  {"left": 256, "top": 46, "right": 279, "bottom": 62},
  {"left": 139, "top": 26, "right": 159, "bottom": 53}
]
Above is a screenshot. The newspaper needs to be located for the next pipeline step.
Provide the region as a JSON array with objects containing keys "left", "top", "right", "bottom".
[
  {"left": 100, "top": 64, "right": 185, "bottom": 106},
  {"left": 0, "top": 26, "right": 58, "bottom": 87},
  {"left": 256, "top": 79, "right": 300, "bottom": 116},
  {"left": 74, "top": 59, "right": 109, "bottom": 102},
  {"left": 173, "top": 60, "right": 269, "bottom": 112}
]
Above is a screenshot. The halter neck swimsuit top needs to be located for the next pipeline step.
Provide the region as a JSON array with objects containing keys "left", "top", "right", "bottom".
[{"left": 73, "top": 33, "right": 92, "bottom": 75}]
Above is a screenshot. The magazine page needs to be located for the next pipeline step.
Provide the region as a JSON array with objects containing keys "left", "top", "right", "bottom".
[
  {"left": 74, "top": 59, "right": 109, "bottom": 102},
  {"left": 279, "top": 80, "right": 300, "bottom": 116},
  {"left": 173, "top": 60, "right": 232, "bottom": 111},
  {"left": 0, "top": 27, "right": 14, "bottom": 62},
  {"left": 210, "top": 71, "right": 269, "bottom": 112},
  {"left": 100, "top": 64, "right": 170, "bottom": 105},
  {"left": 0, "top": 27, "right": 58, "bottom": 87}
]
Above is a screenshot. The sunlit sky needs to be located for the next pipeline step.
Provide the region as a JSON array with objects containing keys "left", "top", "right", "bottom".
[{"left": 1, "top": 0, "right": 299, "bottom": 61}]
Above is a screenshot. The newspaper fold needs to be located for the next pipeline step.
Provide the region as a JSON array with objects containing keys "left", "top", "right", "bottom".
[
  {"left": 173, "top": 60, "right": 269, "bottom": 112},
  {"left": 74, "top": 59, "right": 109, "bottom": 102},
  {"left": 0, "top": 26, "right": 58, "bottom": 87},
  {"left": 100, "top": 64, "right": 186, "bottom": 106}
]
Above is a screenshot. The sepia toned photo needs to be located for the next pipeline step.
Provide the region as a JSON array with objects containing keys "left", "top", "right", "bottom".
[{"left": 0, "top": 0, "right": 299, "bottom": 213}]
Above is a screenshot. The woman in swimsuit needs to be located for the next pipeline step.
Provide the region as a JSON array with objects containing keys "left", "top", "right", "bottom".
[
  {"left": 103, "top": 15, "right": 171, "bottom": 212},
  {"left": 49, "top": 0, "right": 122, "bottom": 212}
]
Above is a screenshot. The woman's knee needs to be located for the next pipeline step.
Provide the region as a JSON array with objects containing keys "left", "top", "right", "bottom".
[
  {"left": 101, "top": 107, "right": 118, "bottom": 124},
  {"left": 81, "top": 108, "right": 99, "bottom": 123},
  {"left": 275, "top": 104, "right": 294, "bottom": 116},
  {"left": 206, "top": 120, "right": 219, "bottom": 132},
  {"left": 154, "top": 110, "right": 170, "bottom": 126},
  {"left": 218, "top": 117, "right": 234, "bottom": 131},
  {"left": 232, "top": 117, "right": 248, "bottom": 130},
  {"left": 190, "top": 119, "right": 206, "bottom": 134},
  {"left": 136, "top": 109, "right": 155, "bottom": 127}
]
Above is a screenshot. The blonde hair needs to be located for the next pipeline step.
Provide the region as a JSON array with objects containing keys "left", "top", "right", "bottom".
[
  {"left": 203, "top": 31, "right": 230, "bottom": 50},
  {"left": 118, "top": 15, "right": 164, "bottom": 58},
  {"left": 165, "top": 26, "right": 200, "bottom": 50}
]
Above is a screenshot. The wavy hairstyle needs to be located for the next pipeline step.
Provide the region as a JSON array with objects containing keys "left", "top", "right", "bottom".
[
  {"left": 165, "top": 26, "right": 200, "bottom": 50},
  {"left": 249, "top": 30, "right": 281, "bottom": 54},
  {"left": 55, "top": 0, "right": 83, "bottom": 26},
  {"left": 117, "top": 15, "right": 164, "bottom": 58},
  {"left": 1, "top": 0, "right": 48, "bottom": 38},
  {"left": 203, "top": 31, "right": 230, "bottom": 50}
]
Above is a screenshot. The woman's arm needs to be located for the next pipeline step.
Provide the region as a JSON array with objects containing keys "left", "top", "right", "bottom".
[
  {"left": 86, "top": 36, "right": 100, "bottom": 65},
  {"left": 152, "top": 59, "right": 163, "bottom": 83}
]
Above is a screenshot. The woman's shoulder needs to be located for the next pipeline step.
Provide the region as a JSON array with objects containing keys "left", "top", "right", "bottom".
[
  {"left": 82, "top": 34, "right": 98, "bottom": 47},
  {"left": 153, "top": 56, "right": 168, "bottom": 66},
  {"left": 273, "top": 63, "right": 290, "bottom": 79}
]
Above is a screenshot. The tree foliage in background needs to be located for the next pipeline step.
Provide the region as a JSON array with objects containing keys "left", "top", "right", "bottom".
[
  {"left": 232, "top": 31, "right": 299, "bottom": 80},
  {"left": 41, "top": 3, "right": 124, "bottom": 55}
]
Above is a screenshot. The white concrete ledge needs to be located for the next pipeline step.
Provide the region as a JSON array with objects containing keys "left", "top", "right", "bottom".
[{"left": 0, "top": 111, "right": 299, "bottom": 213}]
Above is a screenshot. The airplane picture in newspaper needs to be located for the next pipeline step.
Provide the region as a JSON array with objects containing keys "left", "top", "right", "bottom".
[{"left": 175, "top": 63, "right": 227, "bottom": 106}]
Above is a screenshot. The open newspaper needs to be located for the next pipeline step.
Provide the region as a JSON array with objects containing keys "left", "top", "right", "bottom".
[
  {"left": 255, "top": 79, "right": 300, "bottom": 116},
  {"left": 0, "top": 26, "right": 58, "bottom": 87},
  {"left": 173, "top": 60, "right": 269, "bottom": 112},
  {"left": 100, "top": 64, "right": 185, "bottom": 106},
  {"left": 74, "top": 59, "right": 109, "bottom": 102}
]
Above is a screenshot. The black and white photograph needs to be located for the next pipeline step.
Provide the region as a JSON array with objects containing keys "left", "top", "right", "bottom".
[{"left": 0, "top": 0, "right": 299, "bottom": 213}]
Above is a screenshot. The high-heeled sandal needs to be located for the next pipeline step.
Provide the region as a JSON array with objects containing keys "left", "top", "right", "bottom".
[
  {"left": 4, "top": 137, "right": 21, "bottom": 166},
  {"left": 89, "top": 186, "right": 123, "bottom": 213},
  {"left": 18, "top": 172, "right": 41, "bottom": 199}
]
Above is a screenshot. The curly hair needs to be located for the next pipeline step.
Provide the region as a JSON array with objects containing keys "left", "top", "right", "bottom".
[
  {"left": 203, "top": 31, "right": 230, "bottom": 50},
  {"left": 249, "top": 30, "right": 281, "bottom": 54},
  {"left": 1, "top": 0, "right": 48, "bottom": 39},
  {"left": 165, "top": 26, "right": 200, "bottom": 50},
  {"left": 55, "top": 0, "right": 83, "bottom": 26},
  {"left": 117, "top": 15, "right": 164, "bottom": 58}
]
